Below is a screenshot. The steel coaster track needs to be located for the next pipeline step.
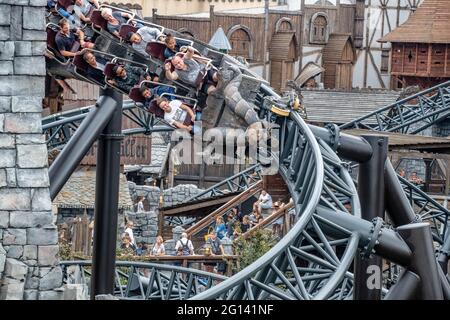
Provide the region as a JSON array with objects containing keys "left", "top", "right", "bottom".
[
  {"left": 43, "top": 6, "right": 450, "bottom": 300},
  {"left": 340, "top": 80, "right": 450, "bottom": 134},
  {"left": 42, "top": 101, "right": 173, "bottom": 150},
  {"left": 60, "top": 260, "right": 226, "bottom": 300}
]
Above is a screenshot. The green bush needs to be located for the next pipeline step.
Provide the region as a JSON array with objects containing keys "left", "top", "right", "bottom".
[{"left": 233, "top": 228, "right": 276, "bottom": 271}]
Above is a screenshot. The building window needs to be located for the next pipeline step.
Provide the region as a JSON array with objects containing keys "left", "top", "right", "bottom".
[
  {"left": 381, "top": 48, "right": 390, "bottom": 73},
  {"left": 228, "top": 27, "right": 252, "bottom": 60},
  {"left": 310, "top": 13, "right": 328, "bottom": 44}
]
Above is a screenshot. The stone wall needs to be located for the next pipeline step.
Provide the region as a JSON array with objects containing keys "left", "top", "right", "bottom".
[
  {"left": 126, "top": 182, "right": 205, "bottom": 246},
  {"left": 0, "top": 0, "right": 61, "bottom": 300}
]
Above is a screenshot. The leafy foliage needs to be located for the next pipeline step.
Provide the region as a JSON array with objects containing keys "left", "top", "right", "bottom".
[{"left": 233, "top": 228, "right": 276, "bottom": 271}]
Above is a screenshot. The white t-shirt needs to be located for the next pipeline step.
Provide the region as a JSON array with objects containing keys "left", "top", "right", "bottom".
[
  {"left": 259, "top": 193, "right": 272, "bottom": 205},
  {"left": 124, "top": 227, "right": 135, "bottom": 245},
  {"left": 164, "top": 100, "right": 187, "bottom": 126},
  {"left": 137, "top": 201, "right": 144, "bottom": 212}
]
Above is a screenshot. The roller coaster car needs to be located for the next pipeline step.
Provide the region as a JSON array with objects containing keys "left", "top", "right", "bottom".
[
  {"left": 119, "top": 24, "right": 138, "bottom": 41},
  {"left": 129, "top": 81, "right": 177, "bottom": 104},
  {"left": 57, "top": 0, "right": 74, "bottom": 11},
  {"left": 46, "top": 23, "right": 80, "bottom": 64},
  {"left": 103, "top": 58, "right": 154, "bottom": 95},
  {"left": 72, "top": 50, "right": 111, "bottom": 87},
  {"left": 146, "top": 41, "right": 166, "bottom": 62},
  {"left": 146, "top": 93, "right": 198, "bottom": 122},
  {"left": 90, "top": 10, "right": 108, "bottom": 33}
]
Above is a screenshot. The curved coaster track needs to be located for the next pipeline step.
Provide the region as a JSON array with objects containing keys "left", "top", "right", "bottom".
[{"left": 44, "top": 4, "right": 450, "bottom": 300}]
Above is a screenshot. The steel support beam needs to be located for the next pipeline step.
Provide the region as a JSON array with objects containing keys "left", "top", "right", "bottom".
[
  {"left": 354, "top": 135, "right": 388, "bottom": 300},
  {"left": 384, "top": 159, "right": 417, "bottom": 226},
  {"left": 91, "top": 88, "right": 124, "bottom": 298},
  {"left": 307, "top": 124, "right": 373, "bottom": 163},
  {"left": 48, "top": 95, "right": 117, "bottom": 200},
  {"left": 315, "top": 206, "right": 412, "bottom": 266},
  {"left": 397, "top": 223, "right": 444, "bottom": 300},
  {"left": 384, "top": 270, "right": 420, "bottom": 300}
]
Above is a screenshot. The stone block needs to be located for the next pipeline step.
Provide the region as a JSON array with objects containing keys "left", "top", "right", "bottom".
[
  {"left": 0, "top": 114, "right": 4, "bottom": 131},
  {"left": 0, "top": 211, "right": 8, "bottom": 228},
  {"left": 0, "top": 26, "right": 9, "bottom": 40},
  {"left": 32, "top": 41, "right": 46, "bottom": 56},
  {"left": 22, "top": 30, "right": 46, "bottom": 41},
  {"left": 0, "top": 41, "right": 14, "bottom": 60},
  {"left": 38, "top": 245, "right": 59, "bottom": 266},
  {"left": 38, "top": 289, "right": 64, "bottom": 300},
  {"left": 17, "top": 169, "right": 49, "bottom": 187},
  {"left": 31, "top": 188, "right": 51, "bottom": 211},
  {"left": 14, "top": 56, "right": 46, "bottom": 76},
  {"left": 6, "top": 168, "right": 16, "bottom": 187},
  {"left": 0, "top": 61, "right": 13, "bottom": 75},
  {"left": 0, "top": 96, "right": 11, "bottom": 112},
  {"left": 0, "top": 76, "right": 44, "bottom": 96},
  {"left": 6, "top": 245, "right": 23, "bottom": 259},
  {"left": 0, "top": 0, "right": 29, "bottom": 5},
  {"left": 0, "top": 149, "right": 15, "bottom": 167},
  {"left": 4, "top": 113, "right": 42, "bottom": 133},
  {"left": 39, "top": 267, "right": 62, "bottom": 290},
  {"left": 24, "top": 289, "right": 38, "bottom": 300},
  {"left": 0, "top": 134, "right": 15, "bottom": 147},
  {"left": 4, "top": 258, "right": 28, "bottom": 280},
  {"left": 23, "top": 245, "right": 37, "bottom": 260},
  {"left": 16, "top": 134, "right": 45, "bottom": 145},
  {"left": 10, "top": 211, "right": 52, "bottom": 228},
  {"left": 0, "top": 189, "right": 30, "bottom": 210},
  {"left": 0, "top": 169, "right": 6, "bottom": 187},
  {"left": 27, "top": 226, "right": 58, "bottom": 245},
  {"left": 63, "top": 284, "right": 89, "bottom": 300},
  {"left": 0, "top": 244, "right": 5, "bottom": 273},
  {"left": 17, "top": 144, "right": 48, "bottom": 168},
  {"left": 0, "top": 5, "right": 11, "bottom": 25},
  {"left": 23, "top": 7, "right": 46, "bottom": 30},
  {"left": 30, "top": 0, "right": 48, "bottom": 6},
  {"left": 3, "top": 229, "right": 26, "bottom": 245},
  {"left": 14, "top": 41, "right": 31, "bottom": 56},
  {"left": 25, "top": 273, "right": 39, "bottom": 289},
  {"left": 0, "top": 280, "right": 24, "bottom": 300},
  {"left": 9, "top": 5, "right": 23, "bottom": 41},
  {"left": 12, "top": 96, "right": 42, "bottom": 113}
]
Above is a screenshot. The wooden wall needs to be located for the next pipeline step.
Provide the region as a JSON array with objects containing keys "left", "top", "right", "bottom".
[
  {"left": 154, "top": 10, "right": 302, "bottom": 64},
  {"left": 391, "top": 43, "right": 450, "bottom": 78}
]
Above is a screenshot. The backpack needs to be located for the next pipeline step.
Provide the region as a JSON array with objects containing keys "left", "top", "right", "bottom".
[{"left": 177, "top": 239, "right": 191, "bottom": 255}]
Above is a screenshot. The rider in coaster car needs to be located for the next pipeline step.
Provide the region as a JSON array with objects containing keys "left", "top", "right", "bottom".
[
  {"left": 155, "top": 97, "right": 197, "bottom": 133},
  {"left": 164, "top": 46, "right": 218, "bottom": 95},
  {"left": 73, "top": 0, "right": 100, "bottom": 24},
  {"left": 82, "top": 51, "right": 107, "bottom": 83},
  {"left": 109, "top": 64, "right": 158, "bottom": 93},
  {"left": 55, "top": 18, "right": 94, "bottom": 58},
  {"left": 125, "top": 26, "right": 165, "bottom": 57},
  {"left": 140, "top": 86, "right": 175, "bottom": 109},
  {"left": 101, "top": 8, "right": 142, "bottom": 38}
]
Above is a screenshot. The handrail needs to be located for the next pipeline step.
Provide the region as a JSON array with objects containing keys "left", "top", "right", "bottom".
[
  {"left": 186, "top": 180, "right": 263, "bottom": 238},
  {"left": 240, "top": 199, "right": 294, "bottom": 239}
]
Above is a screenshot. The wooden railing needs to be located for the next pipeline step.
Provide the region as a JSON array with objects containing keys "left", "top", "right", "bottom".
[
  {"left": 240, "top": 199, "right": 294, "bottom": 239},
  {"left": 186, "top": 180, "right": 263, "bottom": 238}
]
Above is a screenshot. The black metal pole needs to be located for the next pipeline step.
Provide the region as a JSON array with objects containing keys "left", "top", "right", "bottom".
[
  {"left": 316, "top": 206, "right": 412, "bottom": 266},
  {"left": 397, "top": 223, "right": 444, "bottom": 300},
  {"left": 307, "top": 124, "right": 373, "bottom": 163},
  {"left": 354, "top": 135, "right": 388, "bottom": 300},
  {"left": 48, "top": 96, "right": 117, "bottom": 200},
  {"left": 384, "top": 270, "right": 420, "bottom": 300},
  {"left": 384, "top": 160, "right": 417, "bottom": 226},
  {"left": 91, "top": 88, "right": 124, "bottom": 298}
]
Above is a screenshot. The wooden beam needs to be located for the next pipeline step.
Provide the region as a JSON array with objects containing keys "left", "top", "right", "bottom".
[
  {"left": 186, "top": 180, "right": 263, "bottom": 237},
  {"left": 161, "top": 194, "right": 239, "bottom": 216},
  {"left": 389, "top": 150, "right": 450, "bottom": 161}
]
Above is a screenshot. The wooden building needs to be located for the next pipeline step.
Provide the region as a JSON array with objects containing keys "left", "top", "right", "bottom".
[
  {"left": 379, "top": 0, "right": 450, "bottom": 89},
  {"left": 153, "top": 5, "right": 303, "bottom": 92},
  {"left": 322, "top": 33, "right": 356, "bottom": 89}
]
